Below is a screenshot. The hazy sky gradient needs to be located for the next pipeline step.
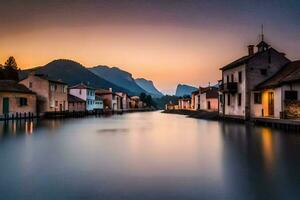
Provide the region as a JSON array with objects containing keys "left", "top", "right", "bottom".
[{"left": 0, "top": 0, "right": 300, "bottom": 94}]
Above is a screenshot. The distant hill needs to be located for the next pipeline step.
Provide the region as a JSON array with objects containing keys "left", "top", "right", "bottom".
[
  {"left": 20, "top": 59, "right": 131, "bottom": 94},
  {"left": 135, "top": 78, "right": 164, "bottom": 98},
  {"left": 89, "top": 66, "right": 147, "bottom": 95},
  {"left": 175, "top": 84, "right": 198, "bottom": 97}
]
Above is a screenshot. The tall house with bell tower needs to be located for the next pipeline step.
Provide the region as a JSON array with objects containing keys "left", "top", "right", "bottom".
[{"left": 219, "top": 29, "right": 290, "bottom": 120}]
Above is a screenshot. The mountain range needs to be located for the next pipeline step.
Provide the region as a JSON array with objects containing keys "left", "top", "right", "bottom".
[
  {"left": 135, "top": 78, "right": 164, "bottom": 98},
  {"left": 175, "top": 84, "right": 198, "bottom": 97},
  {"left": 19, "top": 59, "right": 164, "bottom": 97},
  {"left": 89, "top": 66, "right": 147, "bottom": 95}
]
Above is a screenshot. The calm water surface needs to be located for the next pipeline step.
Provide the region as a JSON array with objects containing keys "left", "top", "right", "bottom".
[{"left": 0, "top": 111, "right": 299, "bottom": 200}]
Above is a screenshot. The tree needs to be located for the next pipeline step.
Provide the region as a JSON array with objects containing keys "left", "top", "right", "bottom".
[
  {"left": 4, "top": 56, "right": 18, "bottom": 70},
  {"left": 139, "top": 92, "right": 147, "bottom": 102},
  {"left": 0, "top": 56, "right": 19, "bottom": 81}
]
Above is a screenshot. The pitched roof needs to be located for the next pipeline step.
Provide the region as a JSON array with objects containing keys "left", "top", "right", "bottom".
[
  {"left": 220, "top": 54, "right": 255, "bottom": 71},
  {"left": 200, "top": 86, "right": 218, "bottom": 98},
  {"left": 255, "top": 61, "right": 300, "bottom": 89},
  {"left": 34, "top": 74, "right": 67, "bottom": 85},
  {"left": 0, "top": 80, "right": 35, "bottom": 94},
  {"left": 256, "top": 40, "right": 270, "bottom": 48},
  {"left": 220, "top": 47, "right": 285, "bottom": 71},
  {"left": 95, "top": 88, "right": 113, "bottom": 95},
  {"left": 69, "top": 83, "right": 94, "bottom": 90},
  {"left": 191, "top": 90, "right": 199, "bottom": 95},
  {"left": 68, "top": 94, "right": 85, "bottom": 103}
]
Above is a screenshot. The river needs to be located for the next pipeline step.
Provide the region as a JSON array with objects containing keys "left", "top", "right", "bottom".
[{"left": 0, "top": 111, "right": 299, "bottom": 200}]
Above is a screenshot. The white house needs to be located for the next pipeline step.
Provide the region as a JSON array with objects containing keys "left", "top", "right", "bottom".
[
  {"left": 252, "top": 60, "right": 300, "bottom": 119},
  {"left": 69, "top": 83, "right": 96, "bottom": 111},
  {"left": 199, "top": 86, "right": 219, "bottom": 111},
  {"left": 219, "top": 36, "right": 290, "bottom": 119},
  {"left": 94, "top": 96, "right": 104, "bottom": 110},
  {"left": 191, "top": 90, "right": 200, "bottom": 110},
  {"left": 178, "top": 97, "right": 191, "bottom": 110}
]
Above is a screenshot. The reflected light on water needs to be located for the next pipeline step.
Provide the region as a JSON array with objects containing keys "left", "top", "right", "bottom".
[{"left": 261, "top": 128, "right": 275, "bottom": 172}]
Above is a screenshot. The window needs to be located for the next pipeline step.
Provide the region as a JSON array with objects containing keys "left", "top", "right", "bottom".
[
  {"left": 285, "top": 91, "right": 298, "bottom": 100},
  {"left": 238, "top": 93, "right": 242, "bottom": 106},
  {"left": 29, "top": 82, "right": 33, "bottom": 88},
  {"left": 268, "top": 52, "right": 272, "bottom": 64},
  {"left": 55, "top": 101, "right": 58, "bottom": 107},
  {"left": 254, "top": 92, "right": 262, "bottom": 104},
  {"left": 79, "top": 89, "right": 82, "bottom": 95},
  {"left": 19, "top": 98, "right": 28, "bottom": 106},
  {"left": 227, "top": 75, "right": 229, "bottom": 83},
  {"left": 219, "top": 94, "right": 224, "bottom": 104},
  {"left": 231, "top": 74, "right": 234, "bottom": 82},
  {"left": 227, "top": 94, "right": 230, "bottom": 106},
  {"left": 260, "top": 69, "right": 267, "bottom": 75},
  {"left": 50, "top": 99, "right": 55, "bottom": 108},
  {"left": 50, "top": 84, "right": 55, "bottom": 91},
  {"left": 54, "top": 85, "right": 57, "bottom": 91},
  {"left": 63, "top": 86, "right": 67, "bottom": 93},
  {"left": 238, "top": 71, "right": 242, "bottom": 83}
]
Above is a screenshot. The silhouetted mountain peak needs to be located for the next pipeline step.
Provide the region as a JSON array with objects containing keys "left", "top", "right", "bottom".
[
  {"left": 175, "top": 84, "right": 198, "bottom": 97},
  {"left": 135, "top": 78, "right": 163, "bottom": 98},
  {"left": 90, "top": 65, "right": 147, "bottom": 95}
]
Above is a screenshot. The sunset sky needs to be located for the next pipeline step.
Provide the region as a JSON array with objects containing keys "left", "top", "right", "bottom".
[{"left": 0, "top": 0, "right": 300, "bottom": 94}]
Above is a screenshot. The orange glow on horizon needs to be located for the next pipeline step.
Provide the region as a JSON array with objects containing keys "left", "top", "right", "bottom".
[{"left": 0, "top": 24, "right": 295, "bottom": 93}]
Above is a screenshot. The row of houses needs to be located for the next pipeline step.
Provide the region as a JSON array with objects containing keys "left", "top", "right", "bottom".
[
  {"left": 166, "top": 85, "right": 219, "bottom": 111},
  {"left": 0, "top": 73, "right": 145, "bottom": 118},
  {"left": 167, "top": 34, "right": 300, "bottom": 120}
]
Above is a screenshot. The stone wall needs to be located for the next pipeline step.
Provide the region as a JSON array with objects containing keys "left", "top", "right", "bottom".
[{"left": 284, "top": 100, "right": 300, "bottom": 119}]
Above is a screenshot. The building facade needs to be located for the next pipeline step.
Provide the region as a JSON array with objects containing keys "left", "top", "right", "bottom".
[
  {"left": 69, "top": 83, "right": 96, "bottom": 111},
  {"left": 96, "top": 89, "right": 122, "bottom": 111},
  {"left": 191, "top": 90, "right": 200, "bottom": 110},
  {"left": 0, "top": 80, "right": 36, "bottom": 118},
  {"left": 20, "top": 74, "right": 68, "bottom": 114},
  {"left": 199, "top": 86, "right": 219, "bottom": 111},
  {"left": 94, "top": 96, "right": 104, "bottom": 110},
  {"left": 219, "top": 38, "right": 290, "bottom": 119},
  {"left": 68, "top": 94, "right": 86, "bottom": 112},
  {"left": 252, "top": 61, "right": 300, "bottom": 119},
  {"left": 178, "top": 98, "right": 191, "bottom": 110},
  {"left": 116, "top": 92, "right": 131, "bottom": 110}
]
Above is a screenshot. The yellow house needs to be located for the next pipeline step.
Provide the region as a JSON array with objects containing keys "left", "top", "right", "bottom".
[{"left": 251, "top": 61, "right": 300, "bottom": 119}]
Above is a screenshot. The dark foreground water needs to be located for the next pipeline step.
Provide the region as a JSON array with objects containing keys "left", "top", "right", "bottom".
[{"left": 0, "top": 111, "right": 299, "bottom": 200}]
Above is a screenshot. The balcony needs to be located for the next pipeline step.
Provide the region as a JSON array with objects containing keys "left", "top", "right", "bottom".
[{"left": 220, "top": 82, "right": 238, "bottom": 93}]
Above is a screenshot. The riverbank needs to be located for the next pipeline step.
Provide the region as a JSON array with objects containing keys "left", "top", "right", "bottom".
[
  {"left": 162, "top": 109, "right": 219, "bottom": 120},
  {"left": 163, "top": 109, "right": 300, "bottom": 132},
  {"left": 0, "top": 108, "right": 156, "bottom": 121}
]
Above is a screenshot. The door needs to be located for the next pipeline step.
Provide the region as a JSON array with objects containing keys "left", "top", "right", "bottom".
[
  {"left": 268, "top": 92, "right": 274, "bottom": 116},
  {"left": 207, "top": 101, "right": 211, "bottom": 110},
  {"left": 59, "top": 104, "right": 63, "bottom": 112},
  {"left": 2, "top": 97, "right": 9, "bottom": 114}
]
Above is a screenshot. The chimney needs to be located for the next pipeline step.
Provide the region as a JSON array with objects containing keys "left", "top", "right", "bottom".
[
  {"left": 109, "top": 88, "right": 112, "bottom": 92},
  {"left": 248, "top": 45, "right": 254, "bottom": 55}
]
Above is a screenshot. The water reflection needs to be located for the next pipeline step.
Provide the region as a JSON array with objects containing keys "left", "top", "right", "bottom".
[
  {"left": 0, "top": 112, "right": 299, "bottom": 200},
  {"left": 0, "top": 119, "right": 65, "bottom": 140},
  {"left": 261, "top": 127, "right": 275, "bottom": 172}
]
